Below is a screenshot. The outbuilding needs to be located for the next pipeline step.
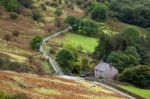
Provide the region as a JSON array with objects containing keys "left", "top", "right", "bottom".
[{"left": 95, "top": 61, "right": 118, "bottom": 79}]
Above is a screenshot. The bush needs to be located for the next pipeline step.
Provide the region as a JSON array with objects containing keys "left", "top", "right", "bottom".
[
  {"left": 54, "top": 8, "right": 63, "bottom": 17},
  {"left": 120, "top": 27, "right": 140, "bottom": 46},
  {"left": 110, "top": 27, "right": 140, "bottom": 51},
  {"left": 10, "top": 12, "right": 18, "bottom": 19},
  {"left": 31, "top": 36, "right": 43, "bottom": 51},
  {"left": 93, "top": 33, "right": 112, "bottom": 60},
  {"left": 107, "top": 51, "right": 130, "bottom": 72},
  {"left": 4, "top": 34, "right": 12, "bottom": 41},
  {"left": 91, "top": 3, "right": 108, "bottom": 21},
  {"left": 81, "top": 58, "right": 91, "bottom": 73},
  {"left": 32, "top": 10, "right": 43, "bottom": 22},
  {"left": 17, "top": 0, "right": 33, "bottom": 8},
  {"left": 56, "top": 48, "right": 77, "bottom": 74},
  {"left": 66, "top": 16, "right": 81, "bottom": 31},
  {"left": 40, "top": 3, "right": 47, "bottom": 11},
  {"left": 0, "top": 91, "right": 13, "bottom": 99},
  {"left": 107, "top": 51, "right": 140, "bottom": 72},
  {"left": 49, "top": 48, "right": 56, "bottom": 54},
  {"left": 118, "top": 66, "right": 150, "bottom": 87},
  {"left": 12, "top": 30, "right": 20, "bottom": 37},
  {"left": 12, "top": 93, "right": 29, "bottom": 99},
  {"left": 3, "top": 0, "right": 20, "bottom": 12},
  {"left": 78, "top": 19, "right": 99, "bottom": 37},
  {"left": 0, "top": 57, "right": 31, "bottom": 72}
]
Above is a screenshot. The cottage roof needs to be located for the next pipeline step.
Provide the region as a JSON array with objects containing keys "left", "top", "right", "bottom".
[{"left": 95, "top": 62, "right": 110, "bottom": 72}]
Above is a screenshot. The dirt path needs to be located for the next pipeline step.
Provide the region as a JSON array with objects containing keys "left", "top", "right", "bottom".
[{"left": 39, "top": 27, "right": 71, "bottom": 75}]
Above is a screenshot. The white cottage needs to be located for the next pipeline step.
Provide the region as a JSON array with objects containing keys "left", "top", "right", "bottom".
[{"left": 95, "top": 61, "right": 118, "bottom": 79}]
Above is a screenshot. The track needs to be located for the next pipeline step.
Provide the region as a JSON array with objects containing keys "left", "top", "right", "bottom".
[{"left": 39, "top": 27, "right": 71, "bottom": 75}]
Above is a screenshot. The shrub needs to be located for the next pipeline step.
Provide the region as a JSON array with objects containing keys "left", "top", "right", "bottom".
[
  {"left": 10, "top": 12, "right": 18, "bottom": 19},
  {"left": 66, "top": 16, "right": 81, "bottom": 31},
  {"left": 72, "top": 64, "right": 81, "bottom": 74},
  {"left": 54, "top": 17, "right": 62, "bottom": 27},
  {"left": 49, "top": 48, "right": 56, "bottom": 54},
  {"left": 91, "top": 3, "right": 108, "bottom": 21},
  {"left": 107, "top": 51, "right": 130, "bottom": 72},
  {"left": 107, "top": 51, "right": 140, "bottom": 72},
  {"left": 17, "top": 0, "right": 33, "bottom": 8},
  {"left": 81, "top": 58, "right": 91, "bottom": 73},
  {"left": 54, "top": 8, "right": 63, "bottom": 17},
  {"left": 4, "top": 34, "right": 12, "bottom": 41},
  {"left": 40, "top": 3, "right": 47, "bottom": 11},
  {"left": 56, "top": 48, "right": 77, "bottom": 74},
  {"left": 0, "top": 57, "right": 31, "bottom": 72},
  {"left": 32, "top": 10, "right": 43, "bottom": 22},
  {"left": 110, "top": 27, "right": 140, "bottom": 51},
  {"left": 0, "top": 91, "right": 13, "bottom": 99},
  {"left": 12, "top": 30, "right": 20, "bottom": 37},
  {"left": 120, "top": 27, "right": 140, "bottom": 46},
  {"left": 78, "top": 19, "right": 99, "bottom": 37},
  {"left": 118, "top": 65, "right": 150, "bottom": 87},
  {"left": 3, "top": 0, "right": 20, "bottom": 12},
  {"left": 93, "top": 33, "right": 112, "bottom": 60},
  {"left": 12, "top": 93, "right": 29, "bottom": 99},
  {"left": 31, "top": 36, "right": 43, "bottom": 51}
]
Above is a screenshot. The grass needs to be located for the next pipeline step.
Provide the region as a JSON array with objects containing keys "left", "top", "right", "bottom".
[
  {"left": 119, "top": 85, "right": 150, "bottom": 99},
  {"left": 35, "top": 88, "right": 61, "bottom": 95},
  {"left": 42, "top": 61, "right": 54, "bottom": 74},
  {"left": 0, "top": 91, "right": 13, "bottom": 99},
  {"left": 51, "top": 33, "right": 98, "bottom": 52}
]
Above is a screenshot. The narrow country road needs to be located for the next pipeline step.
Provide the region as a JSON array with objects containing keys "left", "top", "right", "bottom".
[{"left": 39, "top": 27, "right": 71, "bottom": 75}]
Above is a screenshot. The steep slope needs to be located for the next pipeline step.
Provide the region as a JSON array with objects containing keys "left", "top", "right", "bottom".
[
  {"left": 0, "top": 71, "right": 128, "bottom": 99},
  {"left": 0, "top": 0, "right": 84, "bottom": 74}
]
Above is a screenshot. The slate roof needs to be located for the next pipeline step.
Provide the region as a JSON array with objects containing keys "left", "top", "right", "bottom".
[{"left": 95, "top": 61, "right": 110, "bottom": 72}]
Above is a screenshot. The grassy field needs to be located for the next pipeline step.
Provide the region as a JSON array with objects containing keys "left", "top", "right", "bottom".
[
  {"left": 119, "top": 85, "right": 150, "bottom": 99},
  {"left": 51, "top": 33, "right": 98, "bottom": 52}
]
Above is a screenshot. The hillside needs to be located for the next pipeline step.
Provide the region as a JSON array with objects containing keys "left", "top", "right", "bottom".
[
  {"left": 0, "top": 71, "right": 128, "bottom": 99},
  {"left": 0, "top": 0, "right": 150, "bottom": 98},
  {"left": 0, "top": 0, "right": 84, "bottom": 74}
]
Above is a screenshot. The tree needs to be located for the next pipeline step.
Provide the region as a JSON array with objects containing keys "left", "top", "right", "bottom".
[
  {"left": 56, "top": 48, "right": 77, "bottom": 73},
  {"left": 91, "top": 3, "right": 108, "bottom": 21},
  {"left": 110, "top": 34, "right": 126, "bottom": 51},
  {"left": 110, "top": 0, "right": 150, "bottom": 27},
  {"left": 81, "top": 58, "right": 90, "bottom": 73},
  {"left": 107, "top": 51, "right": 130, "bottom": 72},
  {"left": 93, "top": 33, "right": 112, "bottom": 60},
  {"left": 125, "top": 47, "right": 140, "bottom": 65},
  {"left": 31, "top": 36, "right": 43, "bottom": 51},
  {"left": 119, "top": 27, "right": 140, "bottom": 48},
  {"left": 66, "top": 16, "right": 81, "bottom": 31},
  {"left": 110, "top": 27, "right": 140, "bottom": 51},
  {"left": 107, "top": 50, "right": 140, "bottom": 72},
  {"left": 78, "top": 19, "right": 99, "bottom": 37},
  {"left": 136, "top": 46, "right": 150, "bottom": 65},
  {"left": 3, "top": 0, "right": 20, "bottom": 12},
  {"left": 118, "top": 65, "right": 150, "bottom": 87}
]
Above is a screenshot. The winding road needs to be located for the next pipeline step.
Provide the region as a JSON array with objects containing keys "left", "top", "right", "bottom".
[{"left": 39, "top": 27, "right": 71, "bottom": 75}]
